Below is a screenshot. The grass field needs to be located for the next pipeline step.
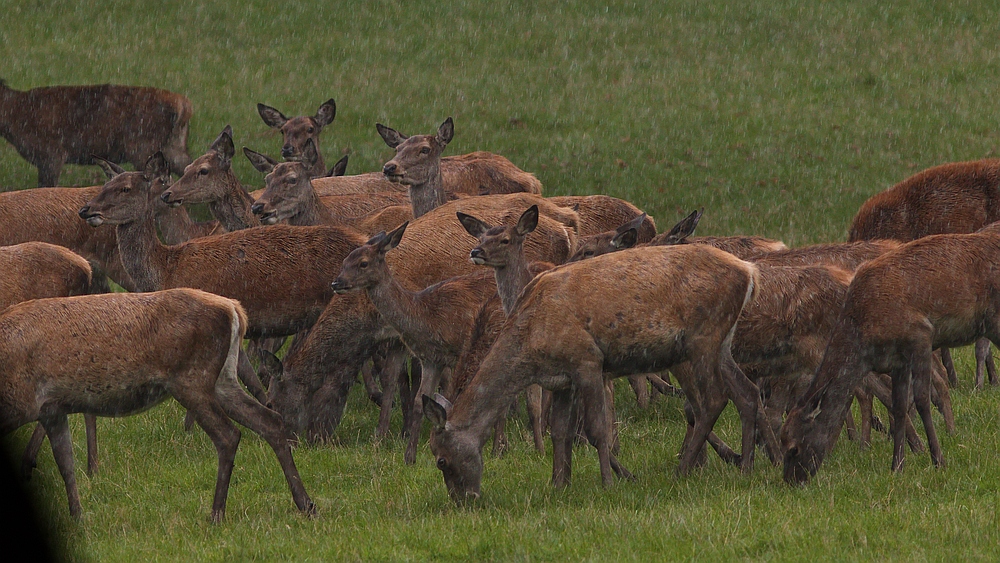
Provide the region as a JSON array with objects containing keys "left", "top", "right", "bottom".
[{"left": 2, "top": 0, "right": 1000, "bottom": 560}]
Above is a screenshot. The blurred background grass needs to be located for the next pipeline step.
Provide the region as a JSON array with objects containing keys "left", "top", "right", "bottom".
[{"left": 2, "top": 0, "right": 1000, "bottom": 560}]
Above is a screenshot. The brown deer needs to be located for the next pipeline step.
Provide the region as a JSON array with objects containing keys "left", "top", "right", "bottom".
[
  {"left": 782, "top": 229, "right": 1000, "bottom": 484},
  {"left": 0, "top": 288, "right": 315, "bottom": 522},
  {"left": 377, "top": 117, "right": 542, "bottom": 218},
  {"left": 263, "top": 196, "right": 579, "bottom": 442},
  {"left": 77, "top": 152, "right": 370, "bottom": 402},
  {"left": 161, "top": 125, "right": 259, "bottom": 231},
  {"left": 848, "top": 159, "right": 1000, "bottom": 389},
  {"left": 423, "top": 244, "right": 765, "bottom": 502},
  {"left": 0, "top": 80, "right": 192, "bottom": 186},
  {"left": 257, "top": 99, "right": 337, "bottom": 178}
]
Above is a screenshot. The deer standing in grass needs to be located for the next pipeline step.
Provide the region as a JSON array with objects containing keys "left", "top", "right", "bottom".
[
  {"left": 782, "top": 228, "right": 1000, "bottom": 484},
  {"left": 848, "top": 158, "right": 1000, "bottom": 389},
  {"left": 0, "top": 288, "right": 315, "bottom": 523},
  {"left": 0, "top": 80, "right": 192, "bottom": 186},
  {"left": 424, "top": 244, "right": 767, "bottom": 502}
]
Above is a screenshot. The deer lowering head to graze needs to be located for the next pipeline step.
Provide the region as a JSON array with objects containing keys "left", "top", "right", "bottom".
[
  {"left": 781, "top": 230, "right": 1000, "bottom": 485},
  {"left": 263, "top": 196, "right": 579, "bottom": 442},
  {"left": 244, "top": 143, "right": 409, "bottom": 226},
  {"left": 257, "top": 98, "right": 337, "bottom": 177},
  {"left": 378, "top": 118, "right": 544, "bottom": 218},
  {"left": 0, "top": 289, "right": 314, "bottom": 522},
  {"left": 424, "top": 244, "right": 768, "bottom": 502},
  {"left": 0, "top": 80, "right": 192, "bottom": 186},
  {"left": 161, "top": 125, "right": 258, "bottom": 231},
  {"left": 546, "top": 195, "right": 656, "bottom": 242}
]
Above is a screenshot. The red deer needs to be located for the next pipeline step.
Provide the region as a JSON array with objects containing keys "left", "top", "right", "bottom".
[
  {"left": 0, "top": 288, "right": 314, "bottom": 522},
  {"left": 257, "top": 99, "right": 338, "bottom": 178},
  {"left": 782, "top": 229, "right": 1000, "bottom": 484},
  {"left": 848, "top": 159, "right": 1000, "bottom": 388},
  {"left": 377, "top": 117, "right": 542, "bottom": 218},
  {"left": 263, "top": 196, "right": 579, "bottom": 442},
  {"left": 423, "top": 244, "right": 765, "bottom": 502},
  {"left": 0, "top": 80, "right": 192, "bottom": 187},
  {"left": 77, "top": 152, "right": 370, "bottom": 403}
]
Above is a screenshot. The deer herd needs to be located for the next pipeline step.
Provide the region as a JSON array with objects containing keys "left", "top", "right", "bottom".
[{"left": 1, "top": 80, "right": 1000, "bottom": 521}]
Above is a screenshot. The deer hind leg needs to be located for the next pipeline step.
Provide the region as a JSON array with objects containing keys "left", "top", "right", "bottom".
[
  {"left": 627, "top": 375, "right": 650, "bottom": 409},
  {"left": 39, "top": 412, "right": 82, "bottom": 518},
  {"left": 939, "top": 347, "right": 959, "bottom": 388},
  {"left": 375, "top": 347, "right": 407, "bottom": 439},
  {"left": 21, "top": 414, "right": 99, "bottom": 480},
  {"left": 549, "top": 388, "right": 575, "bottom": 488},
  {"left": 974, "top": 338, "right": 998, "bottom": 390},
  {"left": 405, "top": 363, "right": 443, "bottom": 465},
  {"left": 889, "top": 365, "right": 912, "bottom": 473},
  {"left": 718, "top": 349, "right": 774, "bottom": 471},
  {"left": 929, "top": 353, "right": 956, "bottom": 434},
  {"left": 35, "top": 151, "right": 66, "bottom": 187},
  {"left": 525, "top": 384, "right": 545, "bottom": 453},
  {"left": 676, "top": 385, "right": 727, "bottom": 476},
  {"left": 911, "top": 346, "right": 944, "bottom": 468}
]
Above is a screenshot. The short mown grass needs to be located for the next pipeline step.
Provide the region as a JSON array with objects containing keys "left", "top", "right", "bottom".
[{"left": 2, "top": 0, "right": 1000, "bottom": 560}]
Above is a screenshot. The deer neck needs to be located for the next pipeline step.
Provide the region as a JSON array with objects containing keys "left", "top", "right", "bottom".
[
  {"left": 365, "top": 266, "right": 434, "bottom": 343},
  {"left": 408, "top": 163, "right": 447, "bottom": 219},
  {"left": 115, "top": 207, "right": 170, "bottom": 293},
  {"left": 207, "top": 172, "right": 258, "bottom": 231},
  {"left": 290, "top": 189, "right": 336, "bottom": 226},
  {"left": 801, "top": 322, "right": 871, "bottom": 450},
  {"left": 493, "top": 248, "right": 533, "bottom": 316},
  {"left": 154, "top": 204, "right": 206, "bottom": 245}
]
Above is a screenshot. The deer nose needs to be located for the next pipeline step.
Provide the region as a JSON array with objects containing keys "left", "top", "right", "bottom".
[
  {"left": 281, "top": 145, "right": 294, "bottom": 157},
  {"left": 77, "top": 206, "right": 90, "bottom": 218},
  {"left": 251, "top": 202, "right": 265, "bottom": 215},
  {"left": 383, "top": 163, "right": 397, "bottom": 175},
  {"left": 160, "top": 191, "right": 176, "bottom": 204}
]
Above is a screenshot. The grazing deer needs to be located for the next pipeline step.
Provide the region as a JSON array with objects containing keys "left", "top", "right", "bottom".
[
  {"left": 377, "top": 117, "right": 542, "bottom": 218},
  {"left": 77, "top": 152, "right": 369, "bottom": 403},
  {"left": 161, "top": 125, "right": 259, "bottom": 231},
  {"left": 264, "top": 196, "right": 579, "bottom": 442},
  {"left": 0, "top": 80, "right": 192, "bottom": 186},
  {"left": 257, "top": 99, "right": 337, "bottom": 178},
  {"left": 423, "top": 244, "right": 766, "bottom": 503},
  {"left": 782, "top": 229, "right": 1000, "bottom": 484},
  {"left": 848, "top": 159, "right": 1000, "bottom": 389},
  {"left": 0, "top": 289, "right": 314, "bottom": 522}
]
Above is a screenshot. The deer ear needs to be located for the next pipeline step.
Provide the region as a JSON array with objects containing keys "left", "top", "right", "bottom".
[
  {"left": 804, "top": 392, "right": 824, "bottom": 421},
  {"left": 620, "top": 212, "right": 648, "bottom": 234},
  {"left": 211, "top": 126, "right": 235, "bottom": 169},
  {"left": 93, "top": 155, "right": 125, "bottom": 178},
  {"left": 516, "top": 205, "right": 539, "bottom": 236},
  {"left": 328, "top": 154, "right": 349, "bottom": 177},
  {"left": 314, "top": 99, "right": 336, "bottom": 128},
  {"left": 143, "top": 152, "right": 170, "bottom": 182},
  {"left": 437, "top": 117, "right": 455, "bottom": 146},
  {"left": 423, "top": 393, "right": 452, "bottom": 432},
  {"left": 244, "top": 147, "right": 277, "bottom": 175},
  {"left": 611, "top": 228, "right": 638, "bottom": 250},
  {"left": 457, "top": 212, "right": 490, "bottom": 238},
  {"left": 376, "top": 123, "right": 407, "bottom": 149},
  {"left": 257, "top": 103, "right": 288, "bottom": 129},
  {"left": 380, "top": 222, "right": 408, "bottom": 252}
]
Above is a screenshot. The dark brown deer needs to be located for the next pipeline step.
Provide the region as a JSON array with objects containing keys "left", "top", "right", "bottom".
[
  {"left": 377, "top": 117, "right": 542, "bottom": 218},
  {"left": 0, "top": 80, "right": 192, "bottom": 186},
  {"left": 263, "top": 196, "right": 579, "bottom": 442},
  {"left": 257, "top": 99, "right": 337, "bottom": 178},
  {"left": 0, "top": 288, "right": 314, "bottom": 522},
  {"left": 423, "top": 244, "right": 765, "bottom": 503},
  {"left": 782, "top": 230, "right": 1000, "bottom": 484},
  {"left": 848, "top": 159, "right": 1000, "bottom": 389},
  {"left": 77, "top": 152, "right": 369, "bottom": 402},
  {"left": 161, "top": 125, "right": 259, "bottom": 231}
]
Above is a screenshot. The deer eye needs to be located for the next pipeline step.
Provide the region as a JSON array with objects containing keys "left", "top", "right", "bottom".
[
  {"left": 584, "top": 250, "right": 594, "bottom": 257},
  {"left": 199, "top": 169, "right": 209, "bottom": 176},
  {"left": 359, "top": 261, "right": 369, "bottom": 269},
  {"left": 122, "top": 186, "right": 131, "bottom": 194},
  {"left": 420, "top": 147, "right": 431, "bottom": 155},
  {"left": 501, "top": 239, "right": 510, "bottom": 245},
  {"left": 436, "top": 458, "right": 447, "bottom": 469},
  {"left": 286, "top": 176, "right": 297, "bottom": 184}
]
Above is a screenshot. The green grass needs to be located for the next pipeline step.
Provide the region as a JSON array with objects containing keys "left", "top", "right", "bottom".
[{"left": 3, "top": 0, "right": 1000, "bottom": 560}]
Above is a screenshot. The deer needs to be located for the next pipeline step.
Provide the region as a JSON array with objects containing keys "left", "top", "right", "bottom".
[
  {"left": 782, "top": 229, "right": 1000, "bottom": 484},
  {"left": 262, "top": 195, "right": 580, "bottom": 443},
  {"left": 0, "top": 288, "right": 315, "bottom": 522},
  {"left": 423, "top": 244, "right": 766, "bottom": 503},
  {"left": 377, "top": 117, "right": 542, "bottom": 218},
  {"left": 77, "top": 152, "right": 370, "bottom": 405},
  {"left": 257, "top": 99, "right": 338, "bottom": 178},
  {"left": 0, "top": 80, "right": 192, "bottom": 187},
  {"left": 848, "top": 158, "right": 1000, "bottom": 390}
]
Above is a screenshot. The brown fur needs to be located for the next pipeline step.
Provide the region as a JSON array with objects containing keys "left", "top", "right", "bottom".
[
  {"left": 0, "top": 81, "right": 192, "bottom": 186},
  {"left": 0, "top": 242, "right": 92, "bottom": 308},
  {"left": 0, "top": 289, "right": 314, "bottom": 522},
  {"left": 782, "top": 231, "right": 1000, "bottom": 484},
  {"left": 424, "top": 244, "right": 764, "bottom": 502},
  {"left": 257, "top": 99, "right": 337, "bottom": 178},
  {"left": 547, "top": 195, "right": 655, "bottom": 242}
]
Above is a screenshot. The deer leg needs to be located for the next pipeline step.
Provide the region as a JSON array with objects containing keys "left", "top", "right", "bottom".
[
  {"left": 405, "top": 363, "right": 442, "bottom": 465},
  {"left": 855, "top": 385, "right": 874, "bottom": 449},
  {"left": 648, "top": 372, "right": 683, "bottom": 397},
  {"left": 577, "top": 368, "right": 616, "bottom": 487},
  {"left": 975, "top": 339, "right": 988, "bottom": 390},
  {"left": 605, "top": 379, "right": 619, "bottom": 455},
  {"left": 676, "top": 390, "right": 727, "bottom": 476},
  {"left": 549, "top": 388, "right": 575, "bottom": 488},
  {"left": 375, "top": 348, "right": 406, "bottom": 439},
  {"left": 35, "top": 154, "right": 65, "bottom": 188},
  {"left": 540, "top": 388, "right": 552, "bottom": 433},
  {"left": 491, "top": 416, "right": 509, "bottom": 457},
  {"left": 929, "top": 355, "right": 956, "bottom": 434},
  {"left": 719, "top": 351, "right": 772, "bottom": 471},
  {"left": 236, "top": 349, "right": 267, "bottom": 404},
  {"left": 939, "top": 347, "right": 959, "bottom": 388},
  {"left": 212, "top": 366, "right": 315, "bottom": 517},
  {"left": 20, "top": 424, "right": 47, "bottom": 480},
  {"left": 868, "top": 374, "right": 924, "bottom": 453},
  {"left": 40, "top": 413, "right": 81, "bottom": 518},
  {"left": 912, "top": 346, "right": 945, "bottom": 468},
  {"left": 401, "top": 359, "right": 420, "bottom": 438},
  {"left": 889, "top": 366, "right": 912, "bottom": 472},
  {"left": 525, "top": 384, "right": 545, "bottom": 453},
  {"left": 627, "top": 375, "right": 650, "bottom": 409},
  {"left": 84, "top": 414, "right": 98, "bottom": 477}
]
